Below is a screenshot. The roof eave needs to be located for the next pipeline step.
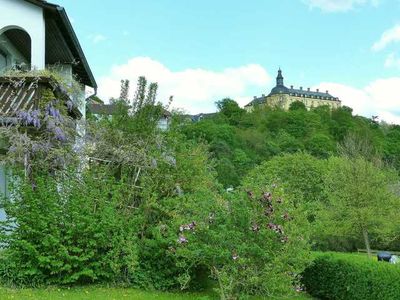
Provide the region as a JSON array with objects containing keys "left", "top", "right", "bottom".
[
  {"left": 55, "top": 7, "right": 97, "bottom": 88},
  {"left": 22, "top": 0, "right": 97, "bottom": 88}
]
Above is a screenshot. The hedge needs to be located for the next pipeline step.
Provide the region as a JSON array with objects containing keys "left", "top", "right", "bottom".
[{"left": 302, "top": 252, "right": 400, "bottom": 300}]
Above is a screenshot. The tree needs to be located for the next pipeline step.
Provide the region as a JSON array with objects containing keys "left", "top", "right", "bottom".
[
  {"left": 216, "top": 98, "right": 245, "bottom": 126},
  {"left": 289, "top": 101, "right": 306, "bottom": 111},
  {"left": 245, "top": 153, "right": 326, "bottom": 209},
  {"left": 318, "top": 156, "right": 400, "bottom": 257}
]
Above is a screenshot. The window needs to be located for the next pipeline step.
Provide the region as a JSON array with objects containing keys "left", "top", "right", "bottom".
[{"left": 0, "top": 52, "right": 6, "bottom": 72}]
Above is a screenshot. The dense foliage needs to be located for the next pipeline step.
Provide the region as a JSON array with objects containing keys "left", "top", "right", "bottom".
[
  {"left": 315, "top": 156, "right": 400, "bottom": 254},
  {"left": 302, "top": 252, "right": 400, "bottom": 300},
  {"left": 1, "top": 74, "right": 400, "bottom": 298},
  {"left": 0, "top": 78, "right": 313, "bottom": 299},
  {"left": 182, "top": 99, "right": 400, "bottom": 187},
  {"left": 0, "top": 168, "right": 137, "bottom": 286}
]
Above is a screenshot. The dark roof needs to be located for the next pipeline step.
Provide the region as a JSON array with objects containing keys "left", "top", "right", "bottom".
[
  {"left": 22, "top": 0, "right": 97, "bottom": 88},
  {"left": 87, "top": 103, "right": 119, "bottom": 115},
  {"left": 270, "top": 85, "right": 290, "bottom": 95},
  {"left": 285, "top": 87, "right": 337, "bottom": 99},
  {"left": 185, "top": 113, "right": 217, "bottom": 122},
  {"left": 245, "top": 96, "right": 266, "bottom": 107}
]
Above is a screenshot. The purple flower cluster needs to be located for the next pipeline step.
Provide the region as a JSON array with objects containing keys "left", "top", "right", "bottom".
[
  {"left": 268, "top": 223, "right": 284, "bottom": 235},
  {"left": 45, "top": 100, "right": 63, "bottom": 122},
  {"left": 54, "top": 126, "right": 67, "bottom": 142},
  {"left": 17, "top": 110, "right": 41, "bottom": 128},
  {"left": 177, "top": 235, "right": 188, "bottom": 244},
  {"left": 43, "top": 100, "right": 69, "bottom": 142},
  {"left": 177, "top": 221, "right": 196, "bottom": 245},
  {"left": 179, "top": 221, "right": 196, "bottom": 232}
]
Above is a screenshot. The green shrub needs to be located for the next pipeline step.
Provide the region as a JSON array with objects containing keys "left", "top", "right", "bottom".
[
  {"left": 302, "top": 252, "right": 400, "bottom": 300},
  {"left": 0, "top": 168, "right": 139, "bottom": 286}
]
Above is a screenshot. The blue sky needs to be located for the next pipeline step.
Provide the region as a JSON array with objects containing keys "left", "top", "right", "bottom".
[{"left": 57, "top": 0, "right": 400, "bottom": 122}]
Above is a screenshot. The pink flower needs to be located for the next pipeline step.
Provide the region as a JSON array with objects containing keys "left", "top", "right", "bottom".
[
  {"left": 251, "top": 223, "right": 260, "bottom": 232},
  {"left": 178, "top": 235, "right": 188, "bottom": 244}
]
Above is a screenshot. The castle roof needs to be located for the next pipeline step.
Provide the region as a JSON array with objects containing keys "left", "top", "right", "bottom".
[{"left": 245, "top": 69, "right": 340, "bottom": 107}]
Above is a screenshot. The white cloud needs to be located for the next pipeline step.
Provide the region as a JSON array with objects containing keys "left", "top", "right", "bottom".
[
  {"left": 89, "top": 34, "right": 107, "bottom": 44},
  {"left": 316, "top": 77, "right": 400, "bottom": 124},
  {"left": 97, "top": 57, "right": 400, "bottom": 124},
  {"left": 303, "top": 0, "right": 380, "bottom": 12},
  {"left": 97, "top": 57, "right": 271, "bottom": 114},
  {"left": 372, "top": 25, "right": 400, "bottom": 51},
  {"left": 384, "top": 53, "right": 400, "bottom": 68}
]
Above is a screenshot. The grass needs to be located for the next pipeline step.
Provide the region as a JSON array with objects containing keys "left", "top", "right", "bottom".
[{"left": 0, "top": 286, "right": 312, "bottom": 300}]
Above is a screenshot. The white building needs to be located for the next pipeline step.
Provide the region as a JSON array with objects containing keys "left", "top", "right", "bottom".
[
  {"left": 0, "top": 0, "right": 97, "bottom": 214},
  {"left": 0, "top": 0, "right": 96, "bottom": 89}
]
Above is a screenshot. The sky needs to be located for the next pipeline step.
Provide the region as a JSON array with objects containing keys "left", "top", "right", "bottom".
[{"left": 57, "top": 0, "right": 400, "bottom": 123}]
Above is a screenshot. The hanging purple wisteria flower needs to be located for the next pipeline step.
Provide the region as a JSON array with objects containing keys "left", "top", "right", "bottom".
[
  {"left": 31, "top": 110, "right": 41, "bottom": 128},
  {"left": 54, "top": 126, "right": 67, "bottom": 142}
]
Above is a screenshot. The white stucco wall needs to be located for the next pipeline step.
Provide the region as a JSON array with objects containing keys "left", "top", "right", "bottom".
[{"left": 0, "top": 0, "right": 45, "bottom": 69}]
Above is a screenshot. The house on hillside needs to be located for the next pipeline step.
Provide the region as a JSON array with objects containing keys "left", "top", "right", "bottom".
[
  {"left": 0, "top": 0, "right": 97, "bottom": 203},
  {"left": 245, "top": 69, "right": 341, "bottom": 111}
]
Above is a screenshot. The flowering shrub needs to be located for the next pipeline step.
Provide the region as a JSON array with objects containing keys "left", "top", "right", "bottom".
[
  {"left": 159, "top": 167, "right": 311, "bottom": 298},
  {"left": 0, "top": 76, "right": 312, "bottom": 298}
]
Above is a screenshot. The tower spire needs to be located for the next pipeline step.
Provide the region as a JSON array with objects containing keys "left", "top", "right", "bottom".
[{"left": 276, "top": 68, "right": 284, "bottom": 86}]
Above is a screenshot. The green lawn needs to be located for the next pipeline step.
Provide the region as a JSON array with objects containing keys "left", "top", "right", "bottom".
[{"left": 0, "top": 286, "right": 312, "bottom": 300}]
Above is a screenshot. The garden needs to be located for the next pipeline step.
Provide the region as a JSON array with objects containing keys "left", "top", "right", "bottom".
[{"left": 1, "top": 75, "right": 400, "bottom": 299}]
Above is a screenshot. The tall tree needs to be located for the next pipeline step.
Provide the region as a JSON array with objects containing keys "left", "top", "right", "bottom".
[
  {"left": 319, "top": 156, "right": 400, "bottom": 257},
  {"left": 119, "top": 79, "right": 130, "bottom": 103}
]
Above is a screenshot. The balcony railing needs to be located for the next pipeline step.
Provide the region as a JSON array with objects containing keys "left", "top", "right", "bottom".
[{"left": 0, "top": 75, "right": 81, "bottom": 123}]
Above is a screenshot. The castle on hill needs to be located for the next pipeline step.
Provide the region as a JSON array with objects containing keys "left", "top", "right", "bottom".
[{"left": 245, "top": 69, "right": 341, "bottom": 111}]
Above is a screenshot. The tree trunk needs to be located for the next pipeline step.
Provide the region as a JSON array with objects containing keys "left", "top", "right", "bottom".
[{"left": 363, "top": 229, "right": 372, "bottom": 258}]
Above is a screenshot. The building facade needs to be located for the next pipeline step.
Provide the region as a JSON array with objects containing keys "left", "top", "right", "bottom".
[
  {"left": 245, "top": 69, "right": 341, "bottom": 111},
  {"left": 0, "top": 0, "right": 97, "bottom": 216}
]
